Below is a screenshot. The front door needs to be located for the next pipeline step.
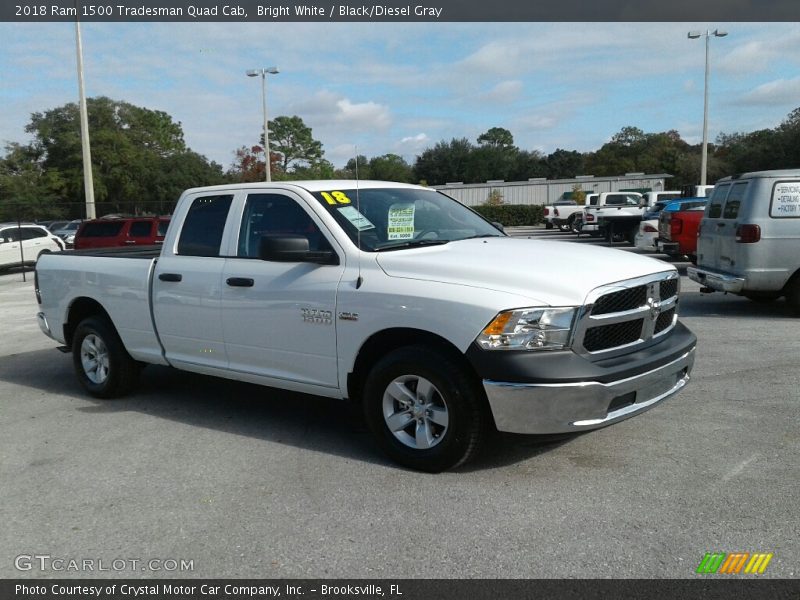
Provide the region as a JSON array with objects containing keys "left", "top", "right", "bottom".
[{"left": 221, "top": 191, "right": 344, "bottom": 388}]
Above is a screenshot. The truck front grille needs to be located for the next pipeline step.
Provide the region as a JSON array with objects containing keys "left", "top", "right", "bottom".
[
  {"left": 584, "top": 319, "right": 644, "bottom": 352},
  {"left": 574, "top": 272, "right": 680, "bottom": 357},
  {"left": 591, "top": 286, "right": 647, "bottom": 315}
]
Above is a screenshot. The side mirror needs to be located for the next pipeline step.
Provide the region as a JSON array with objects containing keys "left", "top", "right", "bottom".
[
  {"left": 491, "top": 221, "right": 505, "bottom": 233},
  {"left": 259, "top": 235, "right": 339, "bottom": 265}
]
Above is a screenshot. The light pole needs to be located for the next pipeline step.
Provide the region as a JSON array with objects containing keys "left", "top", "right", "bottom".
[
  {"left": 246, "top": 67, "right": 279, "bottom": 182},
  {"left": 75, "top": 5, "right": 96, "bottom": 219},
  {"left": 688, "top": 29, "right": 727, "bottom": 187}
]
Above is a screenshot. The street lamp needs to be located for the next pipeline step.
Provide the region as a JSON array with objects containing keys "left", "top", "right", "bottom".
[
  {"left": 688, "top": 29, "right": 727, "bottom": 187},
  {"left": 246, "top": 66, "right": 279, "bottom": 182}
]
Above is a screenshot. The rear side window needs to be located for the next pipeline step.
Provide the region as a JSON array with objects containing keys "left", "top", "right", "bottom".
[
  {"left": 129, "top": 221, "right": 152, "bottom": 237},
  {"left": 157, "top": 220, "right": 170, "bottom": 236},
  {"left": 707, "top": 184, "right": 730, "bottom": 218},
  {"left": 177, "top": 195, "right": 233, "bottom": 257},
  {"left": 1, "top": 228, "right": 21, "bottom": 242},
  {"left": 21, "top": 227, "right": 48, "bottom": 240},
  {"left": 770, "top": 181, "right": 800, "bottom": 218},
  {"left": 81, "top": 222, "right": 124, "bottom": 238},
  {"left": 722, "top": 182, "right": 748, "bottom": 219}
]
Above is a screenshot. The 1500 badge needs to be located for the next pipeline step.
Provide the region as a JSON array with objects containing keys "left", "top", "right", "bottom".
[{"left": 301, "top": 308, "right": 332, "bottom": 325}]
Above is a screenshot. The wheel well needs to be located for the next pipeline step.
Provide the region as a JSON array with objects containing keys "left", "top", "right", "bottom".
[
  {"left": 784, "top": 267, "right": 800, "bottom": 291},
  {"left": 347, "top": 328, "right": 478, "bottom": 403},
  {"left": 64, "top": 298, "right": 112, "bottom": 347}
]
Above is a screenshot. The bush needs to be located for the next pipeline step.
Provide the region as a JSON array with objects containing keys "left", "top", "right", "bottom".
[{"left": 471, "top": 204, "right": 543, "bottom": 226}]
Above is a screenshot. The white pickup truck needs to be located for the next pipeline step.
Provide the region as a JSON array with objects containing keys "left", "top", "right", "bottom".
[
  {"left": 35, "top": 181, "right": 696, "bottom": 471},
  {"left": 582, "top": 192, "right": 644, "bottom": 242}
]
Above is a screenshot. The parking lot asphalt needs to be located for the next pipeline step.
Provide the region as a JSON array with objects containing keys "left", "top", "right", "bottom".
[{"left": 0, "top": 230, "right": 798, "bottom": 579}]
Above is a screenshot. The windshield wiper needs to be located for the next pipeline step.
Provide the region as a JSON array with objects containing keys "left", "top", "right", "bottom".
[{"left": 375, "top": 239, "right": 450, "bottom": 252}]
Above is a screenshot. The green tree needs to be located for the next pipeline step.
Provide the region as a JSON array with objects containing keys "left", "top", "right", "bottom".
[
  {"left": 414, "top": 137, "right": 475, "bottom": 185},
  {"left": 9, "top": 97, "right": 224, "bottom": 217},
  {"left": 571, "top": 183, "right": 586, "bottom": 205},
  {"left": 477, "top": 127, "right": 514, "bottom": 148},
  {"left": 340, "top": 155, "right": 371, "bottom": 179},
  {"left": 267, "top": 115, "right": 323, "bottom": 172},
  {"left": 367, "top": 154, "right": 413, "bottom": 182},
  {"left": 545, "top": 149, "right": 585, "bottom": 179},
  {"left": 0, "top": 143, "right": 65, "bottom": 221}
]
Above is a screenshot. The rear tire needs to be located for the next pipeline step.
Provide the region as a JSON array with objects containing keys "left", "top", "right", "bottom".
[
  {"left": 784, "top": 275, "right": 800, "bottom": 315},
  {"left": 72, "top": 316, "right": 140, "bottom": 398},
  {"left": 545, "top": 222, "right": 553, "bottom": 230},
  {"left": 362, "top": 346, "right": 490, "bottom": 472}
]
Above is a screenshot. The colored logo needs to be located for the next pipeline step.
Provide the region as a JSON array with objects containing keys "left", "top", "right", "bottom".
[{"left": 696, "top": 552, "right": 773, "bottom": 574}]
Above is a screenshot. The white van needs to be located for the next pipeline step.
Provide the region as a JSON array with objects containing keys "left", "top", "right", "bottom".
[{"left": 688, "top": 169, "right": 800, "bottom": 312}]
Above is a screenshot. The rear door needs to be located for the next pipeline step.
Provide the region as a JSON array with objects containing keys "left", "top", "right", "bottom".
[
  {"left": 20, "top": 226, "right": 51, "bottom": 261},
  {"left": 220, "top": 190, "right": 344, "bottom": 388},
  {"left": 699, "top": 182, "right": 749, "bottom": 271},
  {"left": 125, "top": 220, "right": 155, "bottom": 246},
  {"left": 0, "top": 227, "right": 22, "bottom": 267},
  {"left": 152, "top": 193, "right": 235, "bottom": 370},
  {"left": 697, "top": 183, "right": 731, "bottom": 269}
]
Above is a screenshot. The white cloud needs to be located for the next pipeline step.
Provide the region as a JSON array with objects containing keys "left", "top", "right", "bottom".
[
  {"left": 481, "top": 80, "right": 524, "bottom": 104},
  {"left": 335, "top": 98, "right": 391, "bottom": 129},
  {"left": 738, "top": 77, "right": 800, "bottom": 107}
]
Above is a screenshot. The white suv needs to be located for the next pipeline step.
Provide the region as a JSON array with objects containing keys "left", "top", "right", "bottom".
[{"left": 0, "top": 224, "right": 64, "bottom": 271}]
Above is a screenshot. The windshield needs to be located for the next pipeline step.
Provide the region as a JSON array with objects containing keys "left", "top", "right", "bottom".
[{"left": 310, "top": 187, "right": 504, "bottom": 251}]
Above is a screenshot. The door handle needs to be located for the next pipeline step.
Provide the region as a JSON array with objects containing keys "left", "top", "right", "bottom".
[
  {"left": 226, "top": 277, "right": 254, "bottom": 287},
  {"left": 158, "top": 273, "right": 182, "bottom": 282},
  {"left": 125, "top": 240, "right": 137, "bottom": 244}
]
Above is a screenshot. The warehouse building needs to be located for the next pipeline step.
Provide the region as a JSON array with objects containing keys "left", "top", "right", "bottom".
[{"left": 433, "top": 173, "right": 672, "bottom": 206}]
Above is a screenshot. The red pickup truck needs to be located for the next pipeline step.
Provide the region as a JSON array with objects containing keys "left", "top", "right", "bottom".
[{"left": 657, "top": 206, "right": 705, "bottom": 263}]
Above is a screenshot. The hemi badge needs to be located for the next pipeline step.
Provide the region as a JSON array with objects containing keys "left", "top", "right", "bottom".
[{"left": 339, "top": 312, "right": 359, "bottom": 321}]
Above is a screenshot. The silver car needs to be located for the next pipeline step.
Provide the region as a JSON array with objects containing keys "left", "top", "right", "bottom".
[{"left": 688, "top": 169, "right": 800, "bottom": 312}]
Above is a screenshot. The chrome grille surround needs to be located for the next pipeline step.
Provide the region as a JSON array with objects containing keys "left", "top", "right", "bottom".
[{"left": 573, "top": 271, "right": 680, "bottom": 358}]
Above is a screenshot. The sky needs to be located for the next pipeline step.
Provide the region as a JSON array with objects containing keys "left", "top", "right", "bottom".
[{"left": 2, "top": 21, "right": 800, "bottom": 172}]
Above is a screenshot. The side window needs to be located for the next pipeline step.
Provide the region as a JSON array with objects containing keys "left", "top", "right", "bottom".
[
  {"left": 722, "top": 182, "right": 748, "bottom": 219},
  {"left": 157, "top": 220, "right": 170, "bottom": 236},
  {"left": 177, "top": 195, "right": 233, "bottom": 257},
  {"left": 605, "top": 195, "right": 624, "bottom": 206},
  {"left": 21, "top": 227, "right": 48, "bottom": 240},
  {"left": 238, "top": 193, "right": 330, "bottom": 258},
  {"left": 82, "top": 222, "right": 124, "bottom": 238},
  {"left": 0, "top": 229, "right": 19, "bottom": 243},
  {"left": 707, "top": 184, "right": 730, "bottom": 218},
  {"left": 129, "top": 221, "right": 152, "bottom": 237}
]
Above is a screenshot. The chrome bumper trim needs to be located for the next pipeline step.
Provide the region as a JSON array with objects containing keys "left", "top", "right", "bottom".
[
  {"left": 687, "top": 266, "right": 745, "bottom": 293},
  {"left": 483, "top": 348, "right": 695, "bottom": 434},
  {"left": 37, "top": 312, "right": 54, "bottom": 340}
]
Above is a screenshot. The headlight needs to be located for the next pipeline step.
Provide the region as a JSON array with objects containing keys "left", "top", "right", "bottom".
[
  {"left": 65, "top": 234, "right": 75, "bottom": 244},
  {"left": 476, "top": 307, "right": 577, "bottom": 351}
]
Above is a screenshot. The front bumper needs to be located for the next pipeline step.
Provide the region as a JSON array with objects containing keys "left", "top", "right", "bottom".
[
  {"left": 470, "top": 324, "right": 697, "bottom": 434},
  {"left": 687, "top": 266, "right": 745, "bottom": 293}
]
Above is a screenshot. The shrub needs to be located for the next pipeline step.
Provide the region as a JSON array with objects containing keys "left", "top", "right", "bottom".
[{"left": 471, "top": 204, "right": 543, "bottom": 226}]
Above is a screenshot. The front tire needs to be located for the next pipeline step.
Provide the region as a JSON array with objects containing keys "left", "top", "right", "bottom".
[
  {"left": 362, "top": 346, "right": 490, "bottom": 472},
  {"left": 72, "top": 316, "right": 140, "bottom": 398}
]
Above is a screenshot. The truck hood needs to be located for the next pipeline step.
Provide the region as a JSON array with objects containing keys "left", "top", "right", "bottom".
[{"left": 375, "top": 237, "right": 673, "bottom": 306}]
